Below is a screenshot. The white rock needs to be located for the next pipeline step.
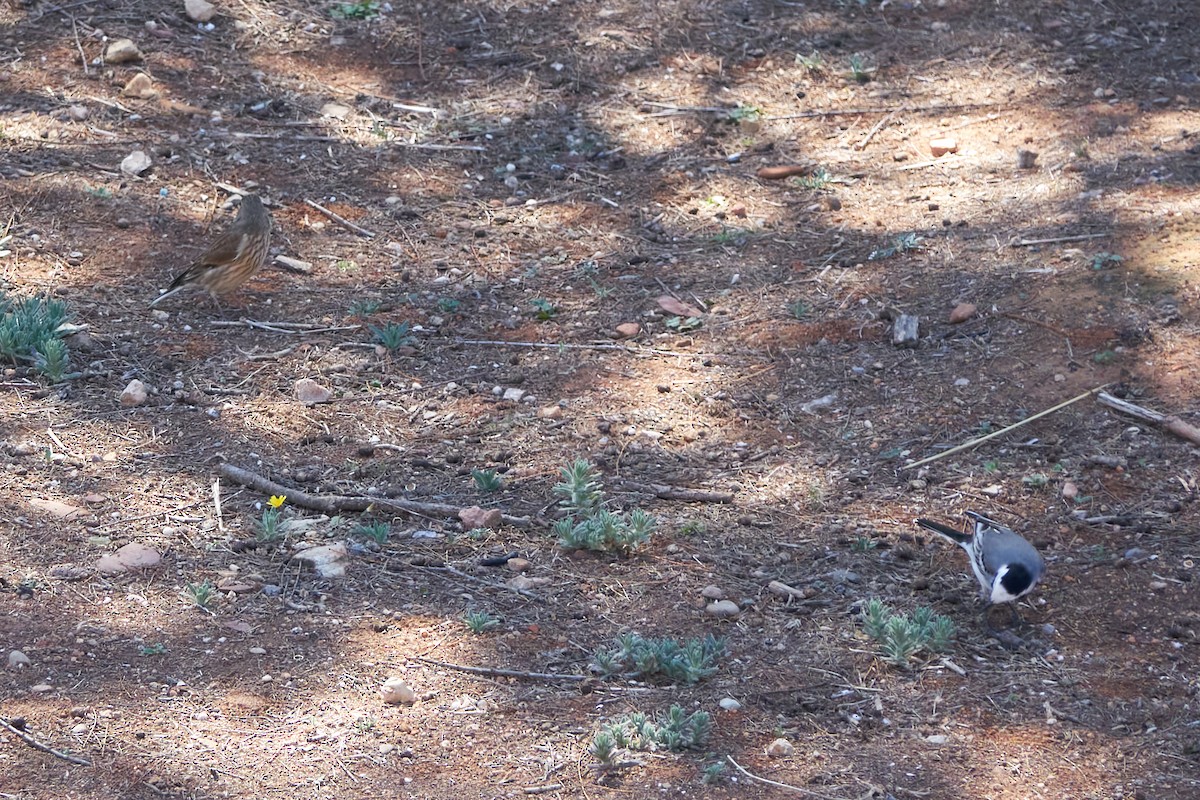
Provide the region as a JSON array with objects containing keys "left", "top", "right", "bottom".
[
  {"left": 291, "top": 543, "right": 348, "bottom": 578},
  {"left": 380, "top": 677, "right": 417, "bottom": 705},
  {"left": 8, "top": 650, "right": 31, "bottom": 669},
  {"left": 67, "top": 105, "right": 89, "bottom": 121},
  {"left": 501, "top": 387, "right": 525, "bottom": 402},
  {"left": 718, "top": 697, "right": 741, "bottom": 711},
  {"left": 700, "top": 585, "right": 725, "bottom": 600},
  {"left": 105, "top": 38, "right": 143, "bottom": 63},
  {"left": 185, "top": 0, "right": 217, "bottom": 22},
  {"left": 766, "top": 737, "right": 794, "bottom": 757},
  {"left": 320, "top": 102, "right": 352, "bottom": 119},
  {"left": 294, "top": 378, "right": 333, "bottom": 405},
  {"left": 120, "top": 150, "right": 152, "bottom": 177},
  {"left": 925, "top": 734, "right": 949, "bottom": 744},
  {"left": 705, "top": 599, "right": 740, "bottom": 618},
  {"left": 120, "top": 378, "right": 149, "bottom": 407}
]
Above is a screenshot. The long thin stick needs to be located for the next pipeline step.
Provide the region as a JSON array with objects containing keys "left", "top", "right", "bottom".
[
  {"left": 1013, "top": 232, "right": 1108, "bottom": 247},
  {"left": 904, "top": 384, "right": 1111, "bottom": 470},
  {"left": 303, "top": 199, "right": 376, "bottom": 238},
  {"left": 413, "top": 656, "right": 586, "bottom": 682},
  {"left": 0, "top": 717, "right": 91, "bottom": 767},
  {"left": 217, "top": 463, "right": 533, "bottom": 528},
  {"left": 725, "top": 756, "right": 846, "bottom": 799}
]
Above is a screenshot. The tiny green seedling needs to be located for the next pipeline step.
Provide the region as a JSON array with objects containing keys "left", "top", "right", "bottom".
[
  {"left": 349, "top": 299, "right": 381, "bottom": 317},
  {"left": 788, "top": 300, "right": 810, "bottom": 320},
  {"left": 471, "top": 468, "right": 504, "bottom": 493},
  {"left": 1090, "top": 252, "right": 1124, "bottom": 270},
  {"left": 182, "top": 581, "right": 217, "bottom": 611},
  {"left": 330, "top": 0, "right": 380, "bottom": 20},
  {"left": 436, "top": 297, "right": 461, "bottom": 313},
  {"left": 795, "top": 50, "right": 825, "bottom": 73},
  {"left": 795, "top": 167, "right": 831, "bottom": 190},
  {"left": 140, "top": 643, "right": 167, "bottom": 656},
  {"left": 353, "top": 520, "right": 390, "bottom": 543},
  {"left": 846, "top": 54, "right": 874, "bottom": 83},
  {"left": 868, "top": 232, "right": 922, "bottom": 261},
  {"left": 463, "top": 610, "right": 501, "bottom": 633},
  {"left": 531, "top": 299, "right": 558, "bottom": 320},
  {"left": 370, "top": 321, "right": 415, "bottom": 351}
]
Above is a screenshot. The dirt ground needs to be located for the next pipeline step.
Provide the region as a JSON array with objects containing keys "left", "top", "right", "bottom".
[{"left": 1, "top": 0, "right": 1199, "bottom": 798}]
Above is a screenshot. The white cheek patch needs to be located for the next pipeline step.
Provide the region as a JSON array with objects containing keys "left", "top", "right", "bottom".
[{"left": 990, "top": 565, "right": 1023, "bottom": 604}]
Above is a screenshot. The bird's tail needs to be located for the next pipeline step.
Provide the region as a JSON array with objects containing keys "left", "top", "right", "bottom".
[
  {"left": 148, "top": 285, "right": 186, "bottom": 307},
  {"left": 915, "top": 517, "right": 971, "bottom": 545}
]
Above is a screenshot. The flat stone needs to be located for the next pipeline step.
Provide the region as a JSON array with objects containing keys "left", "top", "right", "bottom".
[
  {"left": 294, "top": 378, "right": 333, "bottom": 405},
  {"left": 30, "top": 498, "right": 85, "bottom": 520},
  {"left": 291, "top": 543, "right": 348, "bottom": 578},
  {"left": 105, "top": 38, "right": 143, "bottom": 64}
]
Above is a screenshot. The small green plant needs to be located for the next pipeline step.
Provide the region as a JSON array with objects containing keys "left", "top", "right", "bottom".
[
  {"left": 330, "top": 0, "right": 380, "bottom": 20},
  {"left": 860, "top": 599, "right": 955, "bottom": 668},
  {"left": 531, "top": 298, "right": 558, "bottom": 321},
  {"left": 795, "top": 50, "right": 825, "bottom": 73},
  {"left": 335, "top": 259, "right": 359, "bottom": 272},
  {"left": 85, "top": 186, "right": 112, "bottom": 200},
  {"left": 727, "top": 104, "right": 762, "bottom": 124},
  {"left": 553, "top": 459, "right": 655, "bottom": 554},
  {"left": 353, "top": 520, "right": 390, "bottom": 543},
  {"left": 140, "top": 643, "right": 167, "bottom": 656},
  {"left": 868, "top": 232, "right": 922, "bottom": 261},
  {"left": 256, "top": 494, "right": 287, "bottom": 542},
  {"left": 664, "top": 315, "right": 703, "bottom": 332},
  {"left": 0, "top": 292, "right": 73, "bottom": 381},
  {"left": 592, "top": 633, "right": 724, "bottom": 684},
  {"left": 679, "top": 519, "right": 707, "bottom": 537},
  {"left": 592, "top": 704, "right": 712, "bottom": 768},
  {"left": 472, "top": 468, "right": 504, "bottom": 493},
  {"left": 349, "top": 299, "right": 381, "bottom": 317},
  {"left": 463, "top": 610, "right": 501, "bottom": 633},
  {"left": 370, "top": 321, "right": 415, "bottom": 351},
  {"left": 182, "top": 581, "right": 217, "bottom": 611},
  {"left": 788, "top": 300, "right": 811, "bottom": 320},
  {"left": 983, "top": 460, "right": 1001, "bottom": 473},
  {"left": 851, "top": 536, "right": 877, "bottom": 552},
  {"left": 846, "top": 54, "right": 873, "bottom": 83},
  {"left": 1090, "top": 252, "right": 1124, "bottom": 270},
  {"left": 1093, "top": 349, "right": 1117, "bottom": 364},
  {"left": 1022, "top": 473, "right": 1049, "bottom": 489},
  {"left": 590, "top": 730, "right": 617, "bottom": 764},
  {"left": 436, "top": 297, "right": 461, "bottom": 313},
  {"left": 702, "top": 761, "right": 727, "bottom": 784},
  {"left": 795, "top": 167, "right": 831, "bottom": 190},
  {"left": 353, "top": 716, "right": 377, "bottom": 733},
  {"left": 710, "top": 227, "right": 744, "bottom": 245}
]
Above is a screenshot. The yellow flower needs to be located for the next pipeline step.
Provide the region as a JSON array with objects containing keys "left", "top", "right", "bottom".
[{"left": 268, "top": 495, "right": 286, "bottom": 508}]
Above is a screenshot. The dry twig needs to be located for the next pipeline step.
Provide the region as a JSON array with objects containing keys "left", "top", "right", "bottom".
[
  {"left": 303, "top": 198, "right": 376, "bottom": 238},
  {"left": 217, "top": 463, "right": 533, "bottom": 528},
  {"left": 904, "top": 384, "right": 1111, "bottom": 470},
  {"left": 0, "top": 717, "right": 91, "bottom": 767},
  {"left": 1096, "top": 392, "right": 1200, "bottom": 446},
  {"left": 414, "top": 656, "right": 586, "bottom": 682}
]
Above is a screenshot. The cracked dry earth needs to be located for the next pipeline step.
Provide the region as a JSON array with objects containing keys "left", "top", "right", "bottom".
[{"left": 1, "top": 0, "right": 1200, "bottom": 799}]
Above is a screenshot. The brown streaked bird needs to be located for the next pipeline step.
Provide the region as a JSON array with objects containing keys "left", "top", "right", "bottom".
[{"left": 149, "top": 194, "right": 272, "bottom": 308}]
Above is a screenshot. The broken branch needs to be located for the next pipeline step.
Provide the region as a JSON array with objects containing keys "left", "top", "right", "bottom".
[
  {"left": 1096, "top": 392, "right": 1200, "bottom": 446},
  {"left": 217, "top": 463, "right": 533, "bottom": 528}
]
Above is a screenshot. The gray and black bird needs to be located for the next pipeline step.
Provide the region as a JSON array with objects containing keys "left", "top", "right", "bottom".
[{"left": 915, "top": 511, "right": 1045, "bottom": 626}]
